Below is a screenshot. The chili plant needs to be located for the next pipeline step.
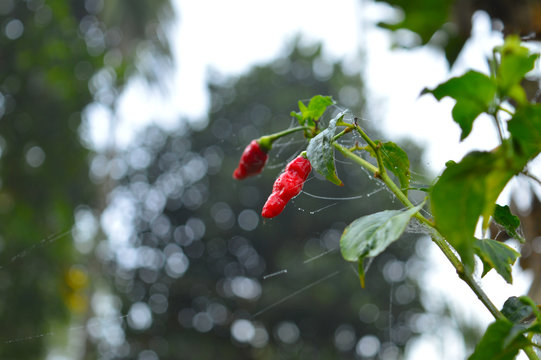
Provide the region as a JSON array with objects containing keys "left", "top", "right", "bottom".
[{"left": 232, "top": 36, "right": 541, "bottom": 359}]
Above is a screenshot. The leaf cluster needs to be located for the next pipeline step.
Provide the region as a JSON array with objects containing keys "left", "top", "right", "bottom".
[
  {"left": 291, "top": 95, "right": 335, "bottom": 137},
  {"left": 425, "top": 36, "right": 538, "bottom": 275}
]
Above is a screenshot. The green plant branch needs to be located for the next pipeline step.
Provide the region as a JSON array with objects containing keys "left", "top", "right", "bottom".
[
  {"left": 334, "top": 140, "right": 504, "bottom": 321},
  {"left": 489, "top": 107, "right": 507, "bottom": 144},
  {"left": 353, "top": 123, "right": 388, "bottom": 178},
  {"left": 523, "top": 345, "right": 539, "bottom": 360},
  {"left": 353, "top": 121, "right": 378, "bottom": 149},
  {"left": 332, "top": 126, "right": 353, "bottom": 142},
  {"left": 333, "top": 143, "right": 378, "bottom": 174},
  {"left": 430, "top": 230, "right": 503, "bottom": 319},
  {"left": 381, "top": 170, "right": 502, "bottom": 319},
  {"left": 260, "top": 126, "right": 311, "bottom": 145},
  {"left": 498, "top": 105, "right": 514, "bottom": 117},
  {"left": 494, "top": 113, "right": 506, "bottom": 144}
]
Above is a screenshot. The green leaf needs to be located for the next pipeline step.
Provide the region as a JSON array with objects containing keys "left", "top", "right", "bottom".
[
  {"left": 470, "top": 289, "right": 541, "bottom": 360},
  {"left": 508, "top": 104, "right": 541, "bottom": 159},
  {"left": 431, "top": 148, "right": 522, "bottom": 271},
  {"left": 474, "top": 238, "right": 519, "bottom": 284},
  {"left": 291, "top": 101, "right": 308, "bottom": 126},
  {"left": 496, "top": 36, "right": 539, "bottom": 104},
  {"left": 498, "top": 296, "right": 541, "bottom": 351},
  {"left": 502, "top": 297, "right": 535, "bottom": 324},
  {"left": 306, "top": 113, "right": 344, "bottom": 186},
  {"left": 340, "top": 204, "right": 422, "bottom": 264},
  {"left": 493, "top": 205, "right": 524, "bottom": 243},
  {"left": 468, "top": 318, "right": 529, "bottom": 360},
  {"left": 306, "top": 95, "right": 335, "bottom": 120},
  {"left": 290, "top": 95, "right": 335, "bottom": 126},
  {"left": 375, "top": 0, "right": 466, "bottom": 65},
  {"left": 423, "top": 71, "right": 496, "bottom": 140},
  {"left": 367, "top": 141, "right": 410, "bottom": 193}
]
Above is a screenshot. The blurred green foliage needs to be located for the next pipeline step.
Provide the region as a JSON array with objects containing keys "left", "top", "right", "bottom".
[{"left": 0, "top": 0, "right": 172, "bottom": 358}]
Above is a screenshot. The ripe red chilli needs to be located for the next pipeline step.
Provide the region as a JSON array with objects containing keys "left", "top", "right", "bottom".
[
  {"left": 232, "top": 140, "right": 269, "bottom": 180},
  {"left": 261, "top": 155, "right": 311, "bottom": 218}
]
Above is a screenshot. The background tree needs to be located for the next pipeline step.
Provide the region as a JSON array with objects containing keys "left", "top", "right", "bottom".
[
  {"left": 101, "top": 39, "right": 431, "bottom": 359},
  {"left": 0, "top": 0, "right": 173, "bottom": 358}
]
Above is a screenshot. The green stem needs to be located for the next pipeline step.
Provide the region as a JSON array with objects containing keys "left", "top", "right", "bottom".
[
  {"left": 354, "top": 124, "right": 387, "bottom": 177},
  {"left": 492, "top": 111, "right": 506, "bottom": 144},
  {"left": 335, "top": 142, "right": 504, "bottom": 320},
  {"left": 354, "top": 123, "right": 378, "bottom": 150},
  {"left": 333, "top": 143, "right": 378, "bottom": 174},
  {"left": 259, "top": 126, "right": 310, "bottom": 149},
  {"left": 524, "top": 346, "right": 539, "bottom": 360},
  {"left": 430, "top": 229, "right": 502, "bottom": 319},
  {"left": 498, "top": 105, "right": 514, "bottom": 117},
  {"left": 332, "top": 126, "right": 353, "bottom": 142}
]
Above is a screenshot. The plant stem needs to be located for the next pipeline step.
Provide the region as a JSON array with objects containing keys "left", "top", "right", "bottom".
[
  {"left": 524, "top": 346, "right": 540, "bottom": 360},
  {"left": 382, "top": 170, "right": 502, "bottom": 318},
  {"left": 430, "top": 229, "right": 503, "bottom": 319},
  {"left": 353, "top": 124, "right": 388, "bottom": 177},
  {"left": 335, "top": 142, "right": 504, "bottom": 320},
  {"left": 259, "top": 126, "right": 310, "bottom": 148},
  {"left": 353, "top": 123, "right": 378, "bottom": 150},
  {"left": 492, "top": 111, "right": 506, "bottom": 144},
  {"left": 332, "top": 126, "right": 353, "bottom": 142},
  {"left": 498, "top": 105, "right": 514, "bottom": 117},
  {"left": 333, "top": 143, "right": 378, "bottom": 174}
]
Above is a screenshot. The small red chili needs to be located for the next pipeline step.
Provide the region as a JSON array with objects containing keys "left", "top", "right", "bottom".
[
  {"left": 261, "top": 155, "right": 311, "bottom": 218},
  {"left": 232, "top": 140, "right": 269, "bottom": 180}
]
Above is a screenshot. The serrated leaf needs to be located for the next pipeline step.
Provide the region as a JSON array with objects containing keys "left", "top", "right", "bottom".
[
  {"left": 367, "top": 141, "right": 410, "bottom": 193},
  {"left": 468, "top": 318, "right": 529, "bottom": 360},
  {"left": 306, "top": 113, "right": 344, "bottom": 186},
  {"left": 474, "top": 238, "right": 519, "bottom": 284},
  {"left": 423, "top": 71, "right": 496, "bottom": 141},
  {"left": 493, "top": 205, "right": 524, "bottom": 243},
  {"left": 290, "top": 95, "right": 335, "bottom": 126},
  {"left": 431, "top": 148, "right": 522, "bottom": 271},
  {"left": 340, "top": 204, "right": 422, "bottom": 264}
]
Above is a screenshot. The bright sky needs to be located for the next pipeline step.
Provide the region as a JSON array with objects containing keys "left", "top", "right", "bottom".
[{"left": 107, "top": 1, "right": 538, "bottom": 358}]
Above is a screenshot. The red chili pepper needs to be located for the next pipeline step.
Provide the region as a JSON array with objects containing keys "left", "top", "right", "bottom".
[
  {"left": 261, "top": 155, "right": 311, "bottom": 218},
  {"left": 232, "top": 140, "right": 269, "bottom": 180}
]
